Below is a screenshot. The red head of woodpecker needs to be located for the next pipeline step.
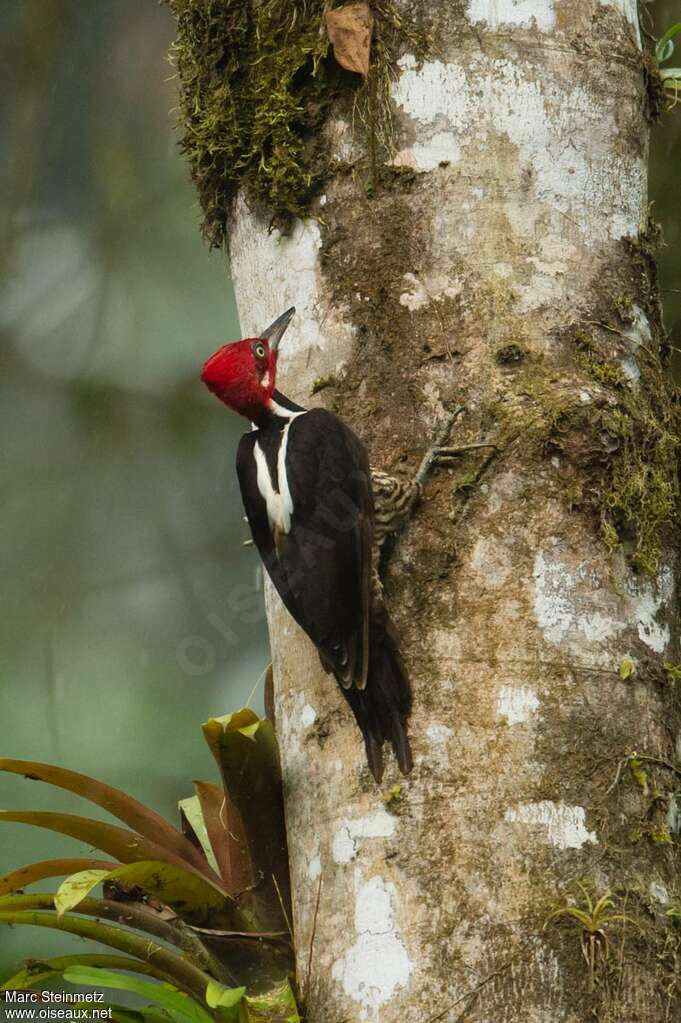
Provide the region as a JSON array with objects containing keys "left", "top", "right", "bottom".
[{"left": 200, "top": 307, "right": 295, "bottom": 422}]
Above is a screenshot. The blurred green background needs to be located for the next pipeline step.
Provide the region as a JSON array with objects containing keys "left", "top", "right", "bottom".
[
  {"left": 1, "top": 0, "right": 680, "bottom": 983},
  {"left": 0, "top": 0, "right": 269, "bottom": 978}
]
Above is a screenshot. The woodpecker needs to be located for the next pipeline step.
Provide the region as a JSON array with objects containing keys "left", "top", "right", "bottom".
[{"left": 201, "top": 307, "right": 424, "bottom": 782}]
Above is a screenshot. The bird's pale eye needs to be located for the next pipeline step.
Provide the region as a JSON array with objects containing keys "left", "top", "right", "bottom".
[{"left": 253, "top": 342, "right": 266, "bottom": 360}]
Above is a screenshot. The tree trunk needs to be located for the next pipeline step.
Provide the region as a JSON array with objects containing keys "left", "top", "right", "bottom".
[{"left": 192, "top": 2, "right": 680, "bottom": 1020}]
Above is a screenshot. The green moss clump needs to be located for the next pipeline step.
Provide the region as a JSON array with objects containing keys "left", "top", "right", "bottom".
[
  {"left": 569, "top": 325, "right": 680, "bottom": 574},
  {"left": 310, "top": 374, "right": 337, "bottom": 395},
  {"left": 574, "top": 332, "right": 627, "bottom": 388},
  {"left": 601, "top": 406, "right": 678, "bottom": 574},
  {"left": 165, "top": 0, "right": 337, "bottom": 245},
  {"left": 165, "top": 0, "right": 429, "bottom": 246}
]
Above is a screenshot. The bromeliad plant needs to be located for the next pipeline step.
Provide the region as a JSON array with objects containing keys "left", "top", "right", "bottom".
[
  {"left": 0, "top": 709, "right": 298, "bottom": 1023},
  {"left": 545, "top": 883, "right": 626, "bottom": 992},
  {"left": 656, "top": 22, "right": 681, "bottom": 105}
]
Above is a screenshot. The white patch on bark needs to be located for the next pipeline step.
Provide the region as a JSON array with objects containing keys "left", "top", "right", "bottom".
[
  {"left": 466, "top": 0, "right": 556, "bottom": 33},
  {"left": 649, "top": 880, "right": 670, "bottom": 905},
  {"left": 505, "top": 801, "right": 597, "bottom": 849},
  {"left": 532, "top": 549, "right": 620, "bottom": 646},
  {"left": 426, "top": 723, "right": 453, "bottom": 766},
  {"left": 618, "top": 304, "right": 650, "bottom": 383},
  {"left": 332, "top": 876, "right": 413, "bottom": 1015},
  {"left": 301, "top": 703, "right": 317, "bottom": 728},
  {"left": 426, "top": 723, "right": 453, "bottom": 745},
  {"left": 326, "top": 118, "right": 356, "bottom": 162},
  {"left": 229, "top": 196, "right": 324, "bottom": 353},
  {"left": 392, "top": 58, "right": 644, "bottom": 242},
  {"left": 620, "top": 355, "right": 640, "bottom": 383},
  {"left": 399, "top": 272, "right": 462, "bottom": 311},
  {"left": 393, "top": 130, "right": 461, "bottom": 170},
  {"left": 307, "top": 854, "right": 322, "bottom": 881},
  {"left": 498, "top": 685, "right": 540, "bottom": 724},
  {"left": 333, "top": 808, "right": 396, "bottom": 865},
  {"left": 533, "top": 549, "right": 673, "bottom": 655},
  {"left": 630, "top": 565, "right": 673, "bottom": 653},
  {"left": 274, "top": 686, "right": 309, "bottom": 764}
]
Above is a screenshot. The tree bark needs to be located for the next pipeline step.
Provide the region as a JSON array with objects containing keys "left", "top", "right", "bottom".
[{"left": 224, "top": 3, "right": 679, "bottom": 1021}]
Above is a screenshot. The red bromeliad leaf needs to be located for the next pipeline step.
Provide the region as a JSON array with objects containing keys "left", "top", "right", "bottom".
[
  {"left": 0, "top": 858, "right": 117, "bottom": 895},
  {"left": 0, "top": 811, "right": 229, "bottom": 894},
  {"left": 193, "top": 781, "right": 253, "bottom": 895},
  {"left": 0, "top": 759, "right": 217, "bottom": 882},
  {"left": 325, "top": 3, "right": 374, "bottom": 77}
]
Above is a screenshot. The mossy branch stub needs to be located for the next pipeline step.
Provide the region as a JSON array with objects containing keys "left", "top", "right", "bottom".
[
  {"left": 165, "top": 0, "right": 336, "bottom": 245},
  {"left": 165, "top": 0, "right": 428, "bottom": 246}
]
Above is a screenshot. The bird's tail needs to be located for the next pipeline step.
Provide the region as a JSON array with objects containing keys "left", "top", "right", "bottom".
[{"left": 341, "top": 609, "right": 413, "bottom": 784}]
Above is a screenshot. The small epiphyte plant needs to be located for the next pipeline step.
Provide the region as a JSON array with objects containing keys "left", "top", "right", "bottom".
[
  {"left": 656, "top": 23, "right": 681, "bottom": 105},
  {"left": 545, "top": 883, "right": 625, "bottom": 991}
]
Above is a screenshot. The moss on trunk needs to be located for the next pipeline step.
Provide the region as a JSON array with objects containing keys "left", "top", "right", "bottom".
[{"left": 165, "top": 0, "right": 429, "bottom": 243}]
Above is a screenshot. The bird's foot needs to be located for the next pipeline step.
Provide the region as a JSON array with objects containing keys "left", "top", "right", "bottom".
[
  {"left": 413, "top": 405, "right": 466, "bottom": 487},
  {"left": 430, "top": 441, "right": 498, "bottom": 463}
]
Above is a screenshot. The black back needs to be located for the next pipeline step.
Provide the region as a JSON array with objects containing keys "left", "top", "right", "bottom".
[{"left": 236, "top": 407, "right": 373, "bottom": 689}]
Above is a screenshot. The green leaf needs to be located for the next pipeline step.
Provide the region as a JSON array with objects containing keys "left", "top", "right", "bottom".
[
  {"left": 656, "top": 23, "right": 681, "bottom": 63},
  {"left": 0, "top": 907, "right": 214, "bottom": 1000},
  {"left": 178, "top": 796, "right": 221, "bottom": 877},
  {"left": 204, "top": 977, "right": 246, "bottom": 1018},
  {"left": 661, "top": 67, "right": 681, "bottom": 80},
  {"left": 619, "top": 658, "right": 635, "bottom": 680},
  {"left": 55, "top": 869, "right": 109, "bottom": 916},
  {"left": 243, "top": 979, "right": 300, "bottom": 1022},
  {"left": 1, "top": 954, "right": 164, "bottom": 991},
  {"left": 63, "top": 966, "right": 214, "bottom": 1023},
  {"left": 202, "top": 711, "right": 290, "bottom": 931},
  {"left": 0, "top": 759, "right": 212, "bottom": 880},
  {"left": 0, "top": 857, "right": 117, "bottom": 895},
  {"left": 55, "top": 861, "right": 227, "bottom": 917},
  {"left": 658, "top": 39, "right": 674, "bottom": 62}
]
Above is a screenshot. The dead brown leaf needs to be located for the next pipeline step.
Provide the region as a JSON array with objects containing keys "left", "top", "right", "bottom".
[{"left": 325, "top": 3, "right": 374, "bottom": 77}]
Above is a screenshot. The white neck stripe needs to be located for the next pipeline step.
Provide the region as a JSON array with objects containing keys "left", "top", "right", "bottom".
[{"left": 270, "top": 399, "right": 306, "bottom": 419}]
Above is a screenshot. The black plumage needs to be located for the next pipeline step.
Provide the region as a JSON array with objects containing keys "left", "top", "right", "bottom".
[{"left": 236, "top": 394, "right": 412, "bottom": 782}]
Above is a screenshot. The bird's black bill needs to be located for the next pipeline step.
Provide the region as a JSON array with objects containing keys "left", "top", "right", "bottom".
[{"left": 261, "top": 307, "right": 295, "bottom": 352}]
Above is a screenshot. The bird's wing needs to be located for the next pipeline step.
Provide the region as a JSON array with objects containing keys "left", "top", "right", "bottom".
[{"left": 237, "top": 409, "right": 372, "bottom": 689}]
